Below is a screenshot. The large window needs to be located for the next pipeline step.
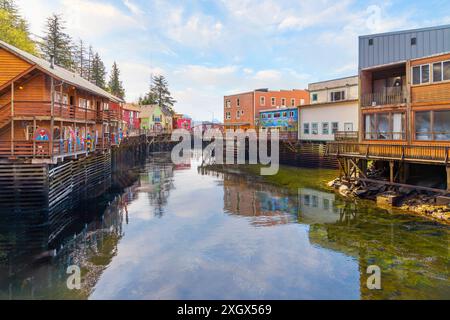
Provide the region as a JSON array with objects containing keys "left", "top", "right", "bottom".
[
  {"left": 412, "top": 64, "right": 430, "bottom": 85},
  {"left": 415, "top": 110, "right": 450, "bottom": 141},
  {"left": 432, "top": 60, "right": 450, "bottom": 83},
  {"left": 364, "top": 112, "right": 405, "bottom": 140},
  {"left": 330, "top": 91, "right": 345, "bottom": 102}
]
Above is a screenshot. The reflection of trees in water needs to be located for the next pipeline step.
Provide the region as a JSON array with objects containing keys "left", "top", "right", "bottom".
[{"left": 139, "top": 158, "right": 175, "bottom": 218}]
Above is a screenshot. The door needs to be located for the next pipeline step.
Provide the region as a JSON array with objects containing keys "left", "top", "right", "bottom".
[{"left": 344, "top": 123, "right": 353, "bottom": 132}]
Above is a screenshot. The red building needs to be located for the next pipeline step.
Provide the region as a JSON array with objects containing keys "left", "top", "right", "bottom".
[
  {"left": 173, "top": 113, "right": 192, "bottom": 131},
  {"left": 224, "top": 88, "right": 309, "bottom": 130},
  {"left": 122, "top": 103, "right": 141, "bottom": 135}
]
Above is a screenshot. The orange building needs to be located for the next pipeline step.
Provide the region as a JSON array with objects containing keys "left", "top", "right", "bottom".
[
  {"left": 224, "top": 88, "right": 309, "bottom": 130},
  {"left": 0, "top": 40, "right": 124, "bottom": 163}
]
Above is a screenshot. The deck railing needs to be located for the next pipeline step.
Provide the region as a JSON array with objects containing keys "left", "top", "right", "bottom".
[
  {"left": 334, "top": 131, "right": 359, "bottom": 141},
  {"left": 327, "top": 141, "right": 450, "bottom": 164},
  {"left": 361, "top": 87, "right": 406, "bottom": 107},
  {"left": 12, "top": 101, "right": 98, "bottom": 122}
]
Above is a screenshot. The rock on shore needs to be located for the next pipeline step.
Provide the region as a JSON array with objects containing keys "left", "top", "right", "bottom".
[{"left": 327, "top": 178, "right": 450, "bottom": 224}]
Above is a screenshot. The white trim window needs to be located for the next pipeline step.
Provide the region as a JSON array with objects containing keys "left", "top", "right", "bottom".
[
  {"left": 260, "top": 96, "right": 265, "bottom": 106},
  {"left": 412, "top": 64, "right": 430, "bottom": 85},
  {"left": 303, "top": 123, "right": 310, "bottom": 135},
  {"left": 312, "top": 123, "right": 318, "bottom": 135},
  {"left": 271, "top": 97, "right": 276, "bottom": 106},
  {"left": 225, "top": 100, "right": 231, "bottom": 108},
  {"left": 331, "top": 122, "right": 339, "bottom": 134},
  {"left": 432, "top": 60, "right": 450, "bottom": 83},
  {"left": 281, "top": 98, "right": 286, "bottom": 106},
  {"left": 322, "top": 122, "right": 329, "bottom": 135},
  {"left": 330, "top": 91, "right": 345, "bottom": 102},
  {"left": 291, "top": 98, "right": 296, "bottom": 107},
  {"left": 225, "top": 112, "right": 231, "bottom": 120},
  {"left": 236, "top": 110, "right": 241, "bottom": 119}
]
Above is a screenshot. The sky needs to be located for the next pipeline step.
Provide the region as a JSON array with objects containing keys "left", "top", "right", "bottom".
[{"left": 16, "top": 0, "right": 450, "bottom": 121}]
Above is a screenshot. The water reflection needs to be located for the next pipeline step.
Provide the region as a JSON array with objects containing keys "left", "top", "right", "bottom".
[{"left": 0, "top": 153, "right": 448, "bottom": 300}]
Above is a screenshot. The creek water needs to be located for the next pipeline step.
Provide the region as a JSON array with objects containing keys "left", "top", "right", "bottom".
[{"left": 0, "top": 152, "right": 448, "bottom": 299}]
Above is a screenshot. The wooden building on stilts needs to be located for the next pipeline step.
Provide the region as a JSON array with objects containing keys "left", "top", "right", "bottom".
[
  {"left": 0, "top": 39, "right": 125, "bottom": 212},
  {"left": 327, "top": 25, "right": 450, "bottom": 192}
]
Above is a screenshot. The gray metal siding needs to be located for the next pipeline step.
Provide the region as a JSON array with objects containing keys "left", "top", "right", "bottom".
[{"left": 359, "top": 25, "right": 450, "bottom": 69}]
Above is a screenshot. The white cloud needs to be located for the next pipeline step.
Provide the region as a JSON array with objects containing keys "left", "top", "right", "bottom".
[{"left": 123, "top": 0, "right": 144, "bottom": 16}]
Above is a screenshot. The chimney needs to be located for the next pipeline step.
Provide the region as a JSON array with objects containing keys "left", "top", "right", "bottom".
[{"left": 50, "top": 55, "right": 55, "bottom": 69}]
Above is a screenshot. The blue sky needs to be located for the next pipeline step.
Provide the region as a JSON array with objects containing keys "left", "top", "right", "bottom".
[{"left": 17, "top": 0, "right": 450, "bottom": 121}]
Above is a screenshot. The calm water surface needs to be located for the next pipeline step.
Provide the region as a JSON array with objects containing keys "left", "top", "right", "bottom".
[{"left": 0, "top": 153, "right": 448, "bottom": 299}]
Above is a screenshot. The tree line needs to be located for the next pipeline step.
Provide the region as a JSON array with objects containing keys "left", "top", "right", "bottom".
[{"left": 0, "top": 0, "right": 125, "bottom": 99}]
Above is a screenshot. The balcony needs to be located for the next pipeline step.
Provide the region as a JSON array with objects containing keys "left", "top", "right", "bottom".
[
  {"left": 12, "top": 101, "right": 97, "bottom": 122},
  {"left": 361, "top": 87, "right": 406, "bottom": 107}
]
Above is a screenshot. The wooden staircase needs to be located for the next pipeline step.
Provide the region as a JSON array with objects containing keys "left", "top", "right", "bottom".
[{"left": 0, "top": 103, "right": 11, "bottom": 131}]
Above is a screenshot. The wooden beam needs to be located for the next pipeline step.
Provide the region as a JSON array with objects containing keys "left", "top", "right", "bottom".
[{"left": 389, "top": 161, "right": 395, "bottom": 183}]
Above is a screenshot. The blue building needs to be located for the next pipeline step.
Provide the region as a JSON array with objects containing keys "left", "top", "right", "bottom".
[{"left": 259, "top": 107, "right": 298, "bottom": 138}]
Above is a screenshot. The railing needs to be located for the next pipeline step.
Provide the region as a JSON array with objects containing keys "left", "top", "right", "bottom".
[
  {"left": 361, "top": 87, "right": 406, "bottom": 107},
  {"left": 334, "top": 131, "right": 359, "bottom": 141},
  {"left": 0, "top": 137, "right": 110, "bottom": 159},
  {"left": 327, "top": 141, "right": 450, "bottom": 163},
  {"left": 363, "top": 131, "right": 406, "bottom": 140},
  {"left": 12, "top": 101, "right": 98, "bottom": 122}
]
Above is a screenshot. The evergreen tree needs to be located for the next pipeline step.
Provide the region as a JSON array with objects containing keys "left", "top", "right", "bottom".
[
  {"left": 107, "top": 61, "right": 125, "bottom": 99},
  {"left": 73, "top": 39, "right": 89, "bottom": 78},
  {"left": 140, "top": 75, "right": 176, "bottom": 112},
  {"left": 40, "top": 14, "right": 74, "bottom": 70},
  {"left": 0, "top": 0, "right": 37, "bottom": 54},
  {"left": 90, "top": 52, "right": 106, "bottom": 89}
]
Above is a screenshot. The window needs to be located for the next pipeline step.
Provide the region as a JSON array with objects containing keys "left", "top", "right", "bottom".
[
  {"left": 271, "top": 97, "right": 276, "bottom": 106},
  {"left": 289, "top": 111, "right": 295, "bottom": 117},
  {"left": 26, "top": 125, "right": 36, "bottom": 141},
  {"left": 274, "top": 112, "right": 281, "bottom": 118},
  {"left": 79, "top": 98, "right": 88, "bottom": 108},
  {"left": 300, "top": 99, "right": 305, "bottom": 105},
  {"left": 225, "top": 100, "right": 231, "bottom": 108},
  {"left": 281, "top": 98, "right": 286, "bottom": 106},
  {"left": 268, "top": 114, "right": 272, "bottom": 119},
  {"left": 369, "top": 38, "right": 374, "bottom": 46},
  {"left": 411, "top": 37, "right": 417, "bottom": 45},
  {"left": 412, "top": 64, "right": 430, "bottom": 85},
  {"left": 415, "top": 110, "right": 450, "bottom": 141},
  {"left": 282, "top": 112, "right": 287, "bottom": 117},
  {"left": 303, "top": 123, "right": 310, "bottom": 135},
  {"left": 260, "top": 96, "right": 265, "bottom": 106},
  {"left": 312, "top": 123, "right": 318, "bottom": 135},
  {"left": 236, "top": 110, "right": 241, "bottom": 119},
  {"left": 312, "top": 93, "right": 318, "bottom": 102},
  {"left": 225, "top": 112, "right": 231, "bottom": 120},
  {"left": 291, "top": 98, "right": 296, "bottom": 107},
  {"left": 322, "top": 122, "right": 329, "bottom": 135},
  {"left": 432, "top": 60, "right": 450, "bottom": 83},
  {"left": 331, "top": 122, "right": 339, "bottom": 134},
  {"left": 364, "top": 112, "right": 405, "bottom": 140},
  {"left": 237, "top": 98, "right": 240, "bottom": 107},
  {"left": 330, "top": 91, "right": 345, "bottom": 102},
  {"left": 261, "top": 114, "right": 266, "bottom": 119}
]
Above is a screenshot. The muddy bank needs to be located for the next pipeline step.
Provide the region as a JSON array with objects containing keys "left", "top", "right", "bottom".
[{"left": 328, "top": 178, "right": 450, "bottom": 225}]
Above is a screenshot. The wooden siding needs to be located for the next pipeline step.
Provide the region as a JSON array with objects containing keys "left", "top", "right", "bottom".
[
  {"left": 411, "top": 82, "right": 450, "bottom": 105},
  {"left": 0, "top": 48, "right": 32, "bottom": 86}
]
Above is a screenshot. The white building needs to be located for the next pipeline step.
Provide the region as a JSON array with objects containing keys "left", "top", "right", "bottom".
[{"left": 299, "top": 76, "right": 359, "bottom": 142}]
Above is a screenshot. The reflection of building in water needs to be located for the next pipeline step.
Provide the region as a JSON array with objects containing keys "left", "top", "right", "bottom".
[
  {"left": 0, "top": 183, "right": 138, "bottom": 299},
  {"left": 139, "top": 161, "right": 175, "bottom": 217},
  {"left": 298, "top": 188, "right": 350, "bottom": 224},
  {"left": 223, "top": 176, "right": 298, "bottom": 227}
]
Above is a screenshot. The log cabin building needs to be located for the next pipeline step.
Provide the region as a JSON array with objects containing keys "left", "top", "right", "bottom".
[
  {"left": 328, "top": 25, "right": 450, "bottom": 190},
  {"left": 0, "top": 39, "right": 124, "bottom": 164}
]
